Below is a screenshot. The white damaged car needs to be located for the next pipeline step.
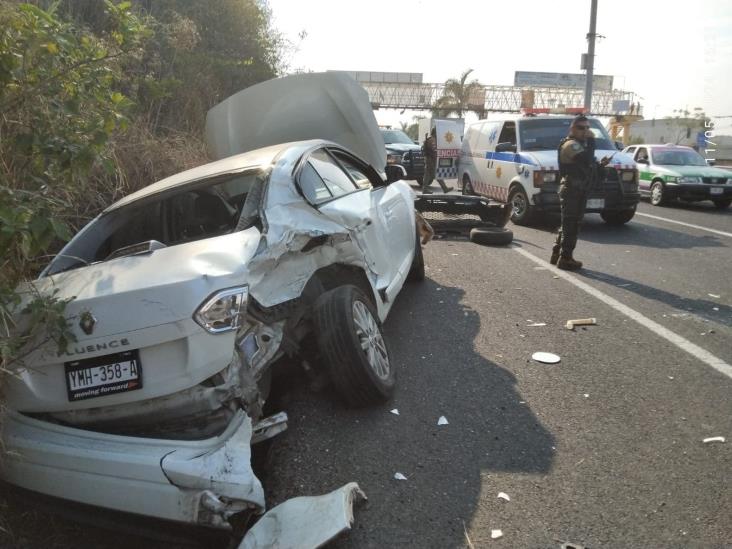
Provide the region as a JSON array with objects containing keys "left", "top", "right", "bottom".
[{"left": 1, "top": 73, "right": 423, "bottom": 545}]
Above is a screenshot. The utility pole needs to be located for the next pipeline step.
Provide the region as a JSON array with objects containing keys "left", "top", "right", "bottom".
[{"left": 583, "top": 0, "right": 598, "bottom": 113}]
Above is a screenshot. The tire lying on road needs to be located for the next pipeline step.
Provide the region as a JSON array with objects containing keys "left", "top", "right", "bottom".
[
  {"left": 469, "top": 226, "right": 514, "bottom": 246},
  {"left": 314, "top": 285, "right": 395, "bottom": 407}
]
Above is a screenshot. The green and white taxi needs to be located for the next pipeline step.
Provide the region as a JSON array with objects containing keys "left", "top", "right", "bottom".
[{"left": 622, "top": 144, "right": 731, "bottom": 209}]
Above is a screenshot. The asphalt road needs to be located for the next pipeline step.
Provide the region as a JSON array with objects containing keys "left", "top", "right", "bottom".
[{"left": 264, "top": 196, "right": 731, "bottom": 549}]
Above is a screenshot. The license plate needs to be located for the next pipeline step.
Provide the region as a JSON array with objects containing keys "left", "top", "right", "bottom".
[
  {"left": 65, "top": 350, "right": 142, "bottom": 401},
  {"left": 586, "top": 198, "right": 605, "bottom": 209},
  {"left": 710, "top": 187, "right": 724, "bottom": 195}
]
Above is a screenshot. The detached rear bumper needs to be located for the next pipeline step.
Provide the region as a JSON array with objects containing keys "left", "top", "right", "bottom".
[{"left": 0, "top": 409, "right": 264, "bottom": 529}]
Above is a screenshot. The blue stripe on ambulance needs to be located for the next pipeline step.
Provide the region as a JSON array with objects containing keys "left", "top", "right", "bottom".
[{"left": 484, "top": 152, "right": 539, "bottom": 165}]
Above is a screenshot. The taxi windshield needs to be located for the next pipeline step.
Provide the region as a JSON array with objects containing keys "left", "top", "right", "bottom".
[
  {"left": 651, "top": 148, "right": 707, "bottom": 166},
  {"left": 519, "top": 118, "right": 614, "bottom": 151}
]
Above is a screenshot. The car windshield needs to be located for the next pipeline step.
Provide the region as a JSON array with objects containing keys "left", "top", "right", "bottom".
[
  {"left": 651, "top": 148, "right": 707, "bottom": 166},
  {"left": 518, "top": 118, "right": 615, "bottom": 151},
  {"left": 45, "top": 170, "right": 265, "bottom": 276},
  {"left": 381, "top": 130, "right": 414, "bottom": 145}
]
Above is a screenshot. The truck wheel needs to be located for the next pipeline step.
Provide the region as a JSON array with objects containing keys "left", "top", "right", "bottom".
[
  {"left": 407, "top": 231, "right": 425, "bottom": 282},
  {"left": 462, "top": 174, "right": 476, "bottom": 196},
  {"left": 600, "top": 209, "right": 636, "bottom": 225},
  {"left": 712, "top": 198, "right": 731, "bottom": 209},
  {"left": 650, "top": 181, "right": 667, "bottom": 206},
  {"left": 508, "top": 186, "right": 535, "bottom": 225},
  {"left": 469, "top": 227, "right": 513, "bottom": 246},
  {"left": 314, "top": 285, "right": 395, "bottom": 407}
]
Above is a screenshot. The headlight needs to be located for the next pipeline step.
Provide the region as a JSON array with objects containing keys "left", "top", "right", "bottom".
[
  {"left": 386, "top": 153, "right": 402, "bottom": 164},
  {"left": 621, "top": 170, "right": 636, "bottom": 182},
  {"left": 533, "top": 170, "right": 558, "bottom": 187},
  {"left": 680, "top": 176, "right": 701, "bottom": 183},
  {"left": 666, "top": 176, "right": 679, "bottom": 183},
  {"left": 194, "top": 286, "right": 249, "bottom": 334}
]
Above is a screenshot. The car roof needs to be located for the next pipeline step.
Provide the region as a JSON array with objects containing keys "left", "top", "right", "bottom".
[{"left": 103, "top": 140, "right": 316, "bottom": 213}]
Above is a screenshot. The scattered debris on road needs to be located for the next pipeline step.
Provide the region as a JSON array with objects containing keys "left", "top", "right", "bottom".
[
  {"left": 565, "top": 318, "right": 597, "bottom": 330},
  {"left": 394, "top": 472, "right": 408, "bottom": 480},
  {"left": 390, "top": 409, "right": 400, "bottom": 416},
  {"left": 527, "top": 322, "right": 547, "bottom": 327},
  {"left": 497, "top": 492, "right": 511, "bottom": 502},
  {"left": 708, "top": 293, "right": 721, "bottom": 298},
  {"left": 463, "top": 521, "right": 476, "bottom": 549},
  {"left": 702, "top": 437, "right": 726, "bottom": 444},
  {"left": 583, "top": 394, "right": 590, "bottom": 398},
  {"left": 438, "top": 416, "right": 449, "bottom": 426},
  {"left": 560, "top": 542, "right": 588, "bottom": 549},
  {"left": 532, "top": 352, "right": 561, "bottom": 364},
  {"left": 491, "top": 529, "right": 504, "bottom": 539}
]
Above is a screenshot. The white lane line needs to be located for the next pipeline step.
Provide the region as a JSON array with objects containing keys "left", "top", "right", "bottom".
[
  {"left": 513, "top": 246, "right": 732, "bottom": 380},
  {"left": 635, "top": 212, "right": 732, "bottom": 238}
]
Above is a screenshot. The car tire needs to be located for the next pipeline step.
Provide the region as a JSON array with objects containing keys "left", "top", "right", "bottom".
[
  {"left": 600, "top": 208, "right": 636, "bottom": 225},
  {"left": 407, "top": 231, "right": 425, "bottom": 282},
  {"left": 712, "top": 198, "right": 731, "bottom": 209},
  {"left": 462, "top": 174, "right": 475, "bottom": 196},
  {"left": 314, "top": 285, "right": 395, "bottom": 407},
  {"left": 508, "top": 185, "right": 535, "bottom": 225},
  {"left": 469, "top": 226, "right": 514, "bottom": 246},
  {"left": 650, "top": 181, "right": 667, "bottom": 206}
]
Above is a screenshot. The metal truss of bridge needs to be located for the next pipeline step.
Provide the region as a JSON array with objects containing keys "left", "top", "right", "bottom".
[{"left": 359, "top": 81, "right": 641, "bottom": 117}]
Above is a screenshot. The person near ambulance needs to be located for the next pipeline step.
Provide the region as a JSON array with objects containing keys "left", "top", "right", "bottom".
[
  {"left": 550, "top": 115, "right": 610, "bottom": 270},
  {"left": 421, "top": 127, "right": 453, "bottom": 194}
]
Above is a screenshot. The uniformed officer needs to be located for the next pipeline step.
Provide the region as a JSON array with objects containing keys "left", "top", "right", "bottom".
[
  {"left": 421, "top": 127, "right": 453, "bottom": 194},
  {"left": 550, "top": 115, "right": 609, "bottom": 270}
]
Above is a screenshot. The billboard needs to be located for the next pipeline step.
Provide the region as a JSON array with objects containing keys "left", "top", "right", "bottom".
[{"left": 514, "top": 71, "right": 614, "bottom": 91}]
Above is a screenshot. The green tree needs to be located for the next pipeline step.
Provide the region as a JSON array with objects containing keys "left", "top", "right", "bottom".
[
  {"left": 432, "top": 68, "right": 485, "bottom": 118},
  {"left": 665, "top": 107, "right": 707, "bottom": 144}
]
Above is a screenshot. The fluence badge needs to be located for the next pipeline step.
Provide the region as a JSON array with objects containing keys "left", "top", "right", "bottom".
[{"left": 79, "top": 311, "right": 97, "bottom": 335}]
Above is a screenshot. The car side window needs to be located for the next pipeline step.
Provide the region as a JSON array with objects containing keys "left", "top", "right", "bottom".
[
  {"left": 309, "top": 149, "right": 358, "bottom": 197},
  {"left": 626, "top": 146, "right": 636, "bottom": 155},
  {"left": 299, "top": 161, "right": 333, "bottom": 203},
  {"left": 330, "top": 151, "right": 373, "bottom": 189},
  {"left": 635, "top": 147, "right": 649, "bottom": 162}
]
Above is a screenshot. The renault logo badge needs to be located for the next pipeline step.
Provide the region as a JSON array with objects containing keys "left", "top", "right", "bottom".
[{"left": 79, "top": 311, "right": 97, "bottom": 335}]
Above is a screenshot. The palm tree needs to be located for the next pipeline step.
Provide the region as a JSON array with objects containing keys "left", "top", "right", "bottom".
[{"left": 432, "top": 69, "right": 485, "bottom": 118}]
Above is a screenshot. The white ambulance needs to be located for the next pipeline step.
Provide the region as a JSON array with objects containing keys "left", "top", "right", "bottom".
[{"left": 458, "top": 113, "right": 639, "bottom": 225}]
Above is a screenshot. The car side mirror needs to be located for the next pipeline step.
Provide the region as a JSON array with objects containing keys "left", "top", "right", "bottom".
[
  {"left": 614, "top": 141, "right": 624, "bottom": 150},
  {"left": 385, "top": 164, "right": 407, "bottom": 183},
  {"left": 495, "top": 142, "right": 517, "bottom": 153}
]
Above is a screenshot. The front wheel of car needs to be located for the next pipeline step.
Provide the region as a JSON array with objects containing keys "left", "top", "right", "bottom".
[
  {"left": 508, "top": 186, "right": 535, "bottom": 225},
  {"left": 600, "top": 208, "right": 636, "bottom": 225},
  {"left": 650, "top": 181, "right": 667, "bottom": 206},
  {"left": 314, "top": 285, "right": 395, "bottom": 407},
  {"left": 712, "top": 198, "right": 731, "bottom": 209}
]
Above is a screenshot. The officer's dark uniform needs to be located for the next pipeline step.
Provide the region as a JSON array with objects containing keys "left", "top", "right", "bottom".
[
  {"left": 421, "top": 133, "right": 451, "bottom": 193},
  {"left": 551, "top": 135, "right": 597, "bottom": 269}
]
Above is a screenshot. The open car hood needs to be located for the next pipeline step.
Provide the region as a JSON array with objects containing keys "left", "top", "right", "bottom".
[{"left": 205, "top": 72, "right": 386, "bottom": 170}]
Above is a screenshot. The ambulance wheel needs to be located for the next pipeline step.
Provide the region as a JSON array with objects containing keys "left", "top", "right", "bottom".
[
  {"left": 469, "top": 227, "right": 513, "bottom": 246},
  {"left": 462, "top": 174, "right": 476, "bottom": 196},
  {"left": 508, "top": 186, "right": 535, "bottom": 225}
]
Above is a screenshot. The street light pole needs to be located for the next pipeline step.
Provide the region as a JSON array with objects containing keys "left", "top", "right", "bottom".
[{"left": 583, "top": 0, "right": 598, "bottom": 113}]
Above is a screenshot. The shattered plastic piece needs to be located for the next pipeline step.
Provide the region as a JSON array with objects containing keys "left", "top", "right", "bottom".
[
  {"left": 497, "top": 492, "right": 510, "bottom": 501},
  {"left": 527, "top": 322, "right": 547, "bottom": 327},
  {"left": 394, "top": 472, "right": 408, "bottom": 480},
  {"left": 708, "top": 293, "right": 721, "bottom": 298},
  {"left": 583, "top": 394, "right": 589, "bottom": 398},
  {"left": 561, "top": 543, "right": 588, "bottom": 549},
  {"left": 390, "top": 409, "right": 400, "bottom": 416},
  {"left": 668, "top": 376, "right": 674, "bottom": 380},
  {"left": 713, "top": 307, "right": 719, "bottom": 311},
  {"left": 565, "top": 318, "right": 597, "bottom": 330},
  {"left": 703, "top": 437, "right": 725, "bottom": 444},
  {"left": 532, "top": 352, "right": 561, "bottom": 364},
  {"left": 491, "top": 529, "right": 503, "bottom": 539},
  {"left": 437, "top": 416, "right": 449, "bottom": 426},
  {"left": 239, "top": 482, "right": 366, "bottom": 549}
]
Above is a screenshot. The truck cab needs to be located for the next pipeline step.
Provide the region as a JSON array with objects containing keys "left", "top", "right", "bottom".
[{"left": 459, "top": 115, "right": 640, "bottom": 225}]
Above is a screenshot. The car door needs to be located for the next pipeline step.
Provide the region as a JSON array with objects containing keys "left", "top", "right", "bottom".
[
  {"left": 300, "top": 148, "right": 412, "bottom": 294},
  {"left": 634, "top": 147, "right": 652, "bottom": 191}
]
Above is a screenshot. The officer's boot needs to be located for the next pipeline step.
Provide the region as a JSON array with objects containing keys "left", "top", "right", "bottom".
[
  {"left": 557, "top": 255, "right": 583, "bottom": 271},
  {"left": 550, "top": 245, "right": 561, "bottom": 265}
]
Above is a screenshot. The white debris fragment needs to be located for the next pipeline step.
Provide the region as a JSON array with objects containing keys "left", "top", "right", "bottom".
[
  {"left": 713, "top": 307, "right": 719, "bottom": 311},
  {"left": 703, "top": 437, "right": 725, "bottom": 444},
  {"left": 390, "top": 409, "right": 400, "bottom": 416},
  {"left": 491, "top": 529, "right": 503, "bottom": 539},
  {"left": 527, "top": 322, "right": 547, "bottom": 327},
  {"left": 668, "top": 376, "right": 674, "bottom": 380},
  {"left": 565, "top": 318, "right": 597, "bottom": 330},
  {"left": 394, "top": 472, "right": 408, "bottom": 480},
  {"left": 708, "top": 293, "right": 721, "bottom": 298},
  {"left": 618, "top": 283, "right": 632, "bottom": 287},
  {"left": 438, "top": 416, "right": 449, "bottom": 426},
  {"left": 497, "top": 492, "right": 510, "bottom": 502},
  {"left": 532, "top": 352, "right": 561, "bottom": 364},
  {"left": 436, "top": 287, "right": 442, "bottom": 291},
  {"left": 583, "top": 394, "right": 590, "bottom": 398}
]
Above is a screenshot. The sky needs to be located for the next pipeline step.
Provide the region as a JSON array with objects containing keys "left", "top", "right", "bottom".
[{"left": 267, "top": 0, "right": 732, "bottom": 132}]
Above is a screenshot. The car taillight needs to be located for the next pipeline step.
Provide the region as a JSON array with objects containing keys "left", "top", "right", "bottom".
[{"left": 194, "top": 286, "right": 249, "bottom": 334}]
